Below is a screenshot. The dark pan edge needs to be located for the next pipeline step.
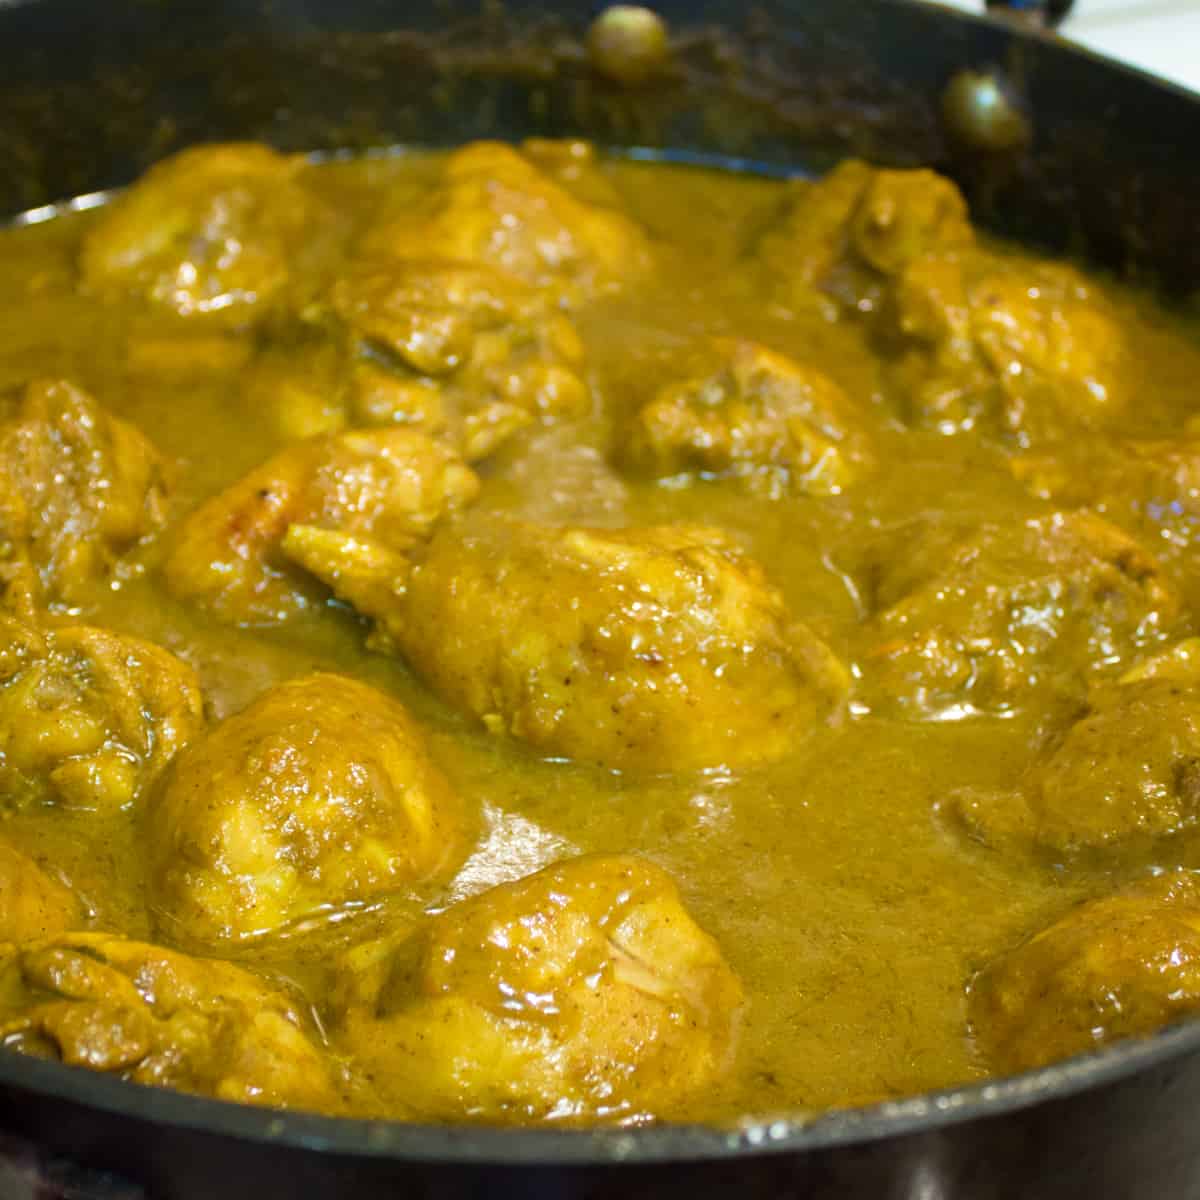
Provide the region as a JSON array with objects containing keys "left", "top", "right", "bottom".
[{"left": 3, "top": 1016, "right": 1200, "bottom": 1165}]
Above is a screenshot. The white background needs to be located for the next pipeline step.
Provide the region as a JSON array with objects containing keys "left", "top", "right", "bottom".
[{"left": 935, "top": 0, "right": 1200, "bottom": 93}]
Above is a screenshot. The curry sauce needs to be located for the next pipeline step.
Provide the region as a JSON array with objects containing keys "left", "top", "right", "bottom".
[{"left": 1, "top": 141, "right": 1199, "bottom": 1124}]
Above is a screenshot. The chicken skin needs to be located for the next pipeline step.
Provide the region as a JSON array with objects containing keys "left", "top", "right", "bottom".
[
  {"left": 0, "top": 932, "right": 347, "bottom": 1110},
  {"left": 145, "top": 674, "right": 470, "bottom": 948},
  {"left": 0, "top": 609, "right": 203, "bottom": 813},
  {"left": 283, "top": 516, "right": 847, "bottom": 772},
  {"left": 622, "top": 338, "right": 873, "bottom": 498},
  {"left": 361, "top": 141, "right": 651, "bottom": 304},
  {"left": 334, "top": 854, "right": 743, "bottom": 1124},
  {"left": 165, "top": 428, "right": 478, "bottom": 625},
  {"left": 80, "top": 142, "right": 321, "bottom": 326},
  {"left": 320, "top": 258, "right": 590, "bottom": 461},
  {"left": 0, "top": 379, "right": 170, "bottom": 607},
  {"left": 758, "top": 159, "right": 974, "bottom": 316},
  {"left": 950, "top": 644, "right": 1200, "bottom": 858},
  {"left": 969, "top": 871, "right": 1200, "bottom": 1073},
  {"left": 889, "top": 255, "right": 1127, "bottom": 442},
  {"left": 862, "top": 511, "right": 1178, "bottom": 717}
]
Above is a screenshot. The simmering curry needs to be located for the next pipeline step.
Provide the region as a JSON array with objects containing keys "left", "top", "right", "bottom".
[{"left": 1, "top": 139, "right": 1200, "bottom": 1125}]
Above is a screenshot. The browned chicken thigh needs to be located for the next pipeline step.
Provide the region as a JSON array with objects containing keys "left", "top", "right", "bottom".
[
  {"left": 362, "top": 141, "right": 651, "bottom": 305},
  {"left": 145, "top": 674, "right": 470, "bottom": 948},
  {"left": 283, "top": 515, "right": 847, "bottom": 772},
  {"left": 334, "top": 854, "right": 743, "bottom": 1124},
  {"left": 0, "top": 932, "right": 348, "bottom": 1110},
  {"left": 622, "top": 338, "right": 874, "bottom": 498},
  {"left": 861, "top": 511, "right": 1178, "bottom": 717},
  {"left": 80, "top": 142, "right": 323, "bottom": 326},
  {"left": 0, "top": 610, "right": 203, "bottom": 812},
  {"left": 970, "top": 871, "right": 1200, "bottom": 1073},
  {"left": 0, "top": 379, "right": 170, "bottom": 607}
]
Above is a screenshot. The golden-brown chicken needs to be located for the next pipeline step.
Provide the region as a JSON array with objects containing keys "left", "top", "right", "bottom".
[
  {"left": 334, "top": 854, "right": 743, "bottom": 1124},
  {"left": 145, "top": 674, "right": 470, "bottom": 949},
  {"left": 320, "top": 258, "right": 590, "bottom": 460},
  {"left": 950, "top": 655, "right": 1200, "bottom": 858},
  {"left": 622, "top": 338, "right": 873, "bottom": 497},
  {"left": 80, "top": 143, "right": 322, "bottom": 326},
  {"left": 862, "top": 511, "right": 1178, "bottom": 717},
  {"left": 969, "top": 871, "right": 1200, "bottom": 1073},
  {"left": 758, "top": 159, "right": 975, "bottom": 316},
  {"left": 0, "top": 932, "right": 347, "bottom": 1110},
  {"left": 0, "top": 379, "right": 170, "bottom": 607},
  {"left": 361, "top": 142, "right": 651, "bottom": 304},
  {"left": 282, "top": 515, "right": 847, "bottom": 772},
  {"left": 0, "top": 609, "right": 204, "bottom": 813},
  {"left": 0, "top": 840, "right": 82, "bottom": 943},
  {"left": 1011, "top": 435, "right": 1200, "bottom": 557},
  {"left": 757, "top": 161, "right": 1123, "bottom": 443},
  {"left": 164, "top": 428, "right": 479, "bottom": 625},
  {"left": 889, "top": 254, "right": 1127, "bottom": 441}
]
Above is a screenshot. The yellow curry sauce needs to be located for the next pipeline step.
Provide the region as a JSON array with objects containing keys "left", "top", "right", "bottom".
[{"left": 1, "top": 140, "right": 1200, "bottom": 1124}]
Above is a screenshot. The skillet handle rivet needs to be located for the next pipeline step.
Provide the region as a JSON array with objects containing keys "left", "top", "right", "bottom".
[
  {"left": 941, "top": 68, "right": 1032, "bottom": 152},
  {"left": 587, "top": 5, "right": 669, "bottom": 85}
]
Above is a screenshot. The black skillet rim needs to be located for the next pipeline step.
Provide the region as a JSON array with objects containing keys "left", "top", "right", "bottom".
[{"left": 3, "top": 1007, "right": 1200, "bottom": 1164}]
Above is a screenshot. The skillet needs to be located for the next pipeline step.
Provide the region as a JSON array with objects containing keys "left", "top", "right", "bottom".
[{"left": 1, "top": 1, "right": 1200, "bottom": 1196}]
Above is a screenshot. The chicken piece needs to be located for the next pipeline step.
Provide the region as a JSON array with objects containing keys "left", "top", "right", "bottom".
[
  {"left": 622, "top": 338, "right": 873, "bottom": 497},
  {"left": 361, "top": 142, "right": 651, "bottom": 303},
  {"left": 80, "top": 143, "right": 320, "bottom": 326},
  {"left": 334, "top": 854, "right": 743, "bottom": 1124},
  {"left": 145, "top": 674, "right": 471, "bottom": 949},
  {"left": 969, "top": 871, "right": 1200, "bottom": 1074},
  {"left": 0, "top": 932, "right": 345, "bottom": 1111},
  {"left": 949, "top": 667, "right": 1200, "bottom": 858},
  {"left": 0, "top": 609, "right": 203, "bottom": 813},
  {"left": 0, "top": 379, "right": 170, "bottom": 607},
  {"left": 758, "top": 159, "right": 974, "bottom": 315},
  {"left": 862, "top": 511, "right": 1178, "bottom": 717},
  {"left": 164, "top": 428, "right": 479, "bottom": 625},
  {"left": 889, "top": 254, "right": 1126, "bottom": 441},
  {"left": 1012, "top": 436, "right": 1200, "bottom": 556},
  {"left": 282, "top": 515, "right": 847, "bottom": 772},
  {"left": 316, "top": 258, "right": 591, "bottom": 460},
  {"left": 0, "top": 840, "right": 82, "bottom": 943}
]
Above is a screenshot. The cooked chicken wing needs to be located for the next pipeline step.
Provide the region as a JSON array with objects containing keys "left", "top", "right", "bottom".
[
  {"left": 145, "top": 674, "right": 470, "bottom": 948},
  {"left": 0, "top": 379, "right": 170, "bottom": 607},
  {"left": 0, "top": 610, "right": 203, "bottom": 812},
  {"left": 282, "top": 516, "right": 847, "bottom": 772},
  {"left": 0, "top": 932, "right": 346, "bottom": 1110},
  {"left": 334, "top": 854, "right": 743, "bottom": 1123},
  {"left": 80, "top": 143, "right": 320, "bottom": 325},
  {"left": 622, "top": 338, "right": 873, "bottom": 497},
  {"left": 862, "top": 511, "right": 1178, "bottom": 717},
  {"left": 969, "top": 871, "right": 1200, "bottom": 1073},
  {"left": 164, "top": 428, "right": 478, "bottom": 625}
]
